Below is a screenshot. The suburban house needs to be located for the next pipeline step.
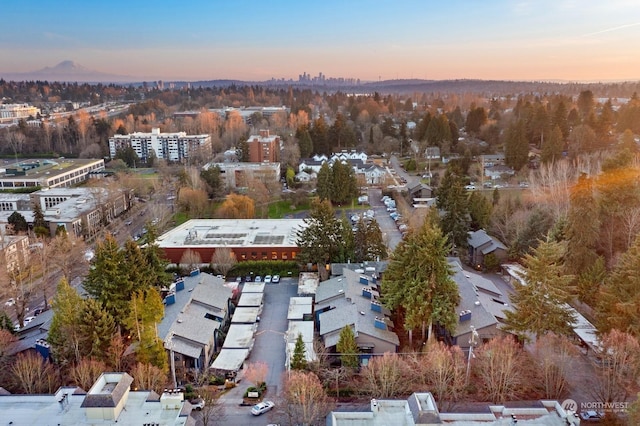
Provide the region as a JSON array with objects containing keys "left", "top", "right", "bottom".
[
  {"left": 315, "top": 268, "right": 399, "bottom": 361},
  {"left": 361, "top": 163, "right": 388, "bottom": 185},
  {"left": 407, "top": 182, "right": 433, "bottom": 200},
  {"left": 159, "top": 271, "right": 233, "bottom": 380},
  {"left": 467, "top": 229, "right": 508, "bottom": 268},
  {"left": 484, "top": 164, "right": 515, "bottom": 180},
  {"left": 295, "top": 170, "right": 316, "bottom": 182}
]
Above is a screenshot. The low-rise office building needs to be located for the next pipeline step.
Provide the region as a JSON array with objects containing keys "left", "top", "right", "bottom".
[
  {"left": 0, "top": 158, "right": 105, "bottom": 189},
  {"left": 156, "top": 218, "right": 306, "bottom": 264},
  {"left": 203, "top": 161, "right": 280, "bottom": 190}
]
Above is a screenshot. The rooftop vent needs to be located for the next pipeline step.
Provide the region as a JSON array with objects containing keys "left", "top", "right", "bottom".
[{"left": 459, "top": 310, "right": 472, "bottom": 322}]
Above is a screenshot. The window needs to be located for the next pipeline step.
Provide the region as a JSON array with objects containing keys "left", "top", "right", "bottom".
[{"left": 272, "top": 251, "right": 278, "bottom": 260}]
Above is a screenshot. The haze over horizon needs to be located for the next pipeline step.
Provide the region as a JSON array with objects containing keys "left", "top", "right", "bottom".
[{"left": 2, "top": 0, "right": 640, "bottom": 83}]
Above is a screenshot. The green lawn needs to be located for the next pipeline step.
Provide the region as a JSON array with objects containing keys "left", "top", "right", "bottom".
[{"left": 268, "top": 199, "right": 311, "bottom": 218}]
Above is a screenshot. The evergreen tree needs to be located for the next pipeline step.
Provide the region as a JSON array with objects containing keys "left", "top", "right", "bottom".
[
  {"left": 0, "top": 310, "right": 16, "bottom": 334},
  {"left": 338, "top": 214, "right": 355, "bottom": 263},
  {"left": 309, "top": 116, "right": 330, "bottom": 155},
  {"left": 291, "top": 333, "right": 307, "bottom": 370},
  {"left": 7, "top": 211, "right": 28, "bottom": 234},
  {"left": 125, "top": 289, "right": 167, "bottom": 369},
  {"left": 504, "top": 239, "right": 575, "bottom": 341},
  {"left": 316, "top": 162, "right": 332, "bottom": 202},
  {"left": 436, "top": 168, "right": 470, "bottom": 250},
  {"left": 296, "top": 198, "right": 343, "bottom": 267},
  {"left": 83, "top": 235, "right": 129, "bottom": 324},
  {"left": 382, "top": 218, "right": 460, "bottom": 343},
  {"left": 122, "top": 240, "right": 155, "bottom": 293},
  {"left": 77, "top": 298, "right": 116, "bottom": 362},
  {"left": 552, "top": 100, "right": 570, "bottom": 140},
  {"left": 504, "top": 119, "right": 529, "bottom": 170},
  {"left": 597, "top": 234, "right": 640, "bottom": 337},
  {"left": 200, "top": 165, "right": 224, "bottom": 199},
  {"left": 236, "top": 137, "right": 250, "bottom": 162},
  {"left": 336, "top": 325, "right": 359, "bottom": 368},
  {"left": 353, "top": 217, "right": 387, "bottom": 262},
  {"left": 541, "top": 125, "right": 564, "bottom": 164},
  {"left": 465, "top": 106, "right": 487, "bottom": 135},
  {"left": 32, "top": 202, "right": 47, "bottom": 236},
  {"left": 49, "top": 278, "right": 85, "bottom": 365},
  {"left": 468, "top": 191, "right": 492, "bottom": 231},
  {"left": 330, "top": 160, "right": 358, "bottom": 205},
  {"left": 296, "top": 126, "right": 313, "bottom": 158}
]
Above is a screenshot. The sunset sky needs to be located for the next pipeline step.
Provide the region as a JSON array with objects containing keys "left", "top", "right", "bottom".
[{"left": 2, "top": 0, "right": 639, "bottom": 82}]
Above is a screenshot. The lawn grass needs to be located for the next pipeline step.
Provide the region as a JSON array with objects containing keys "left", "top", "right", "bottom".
[
  {"left": 173, "top": 211, "right": 189, "bottom": 226},
  {"left": 267, "top": 199, "right": 311, "bottom": 218}
]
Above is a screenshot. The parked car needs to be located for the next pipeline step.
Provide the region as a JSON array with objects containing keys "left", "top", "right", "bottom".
[
  {"left": 580, "top": 410, "right": 603, "bottom": 421},
  {"left": 251, "top": 400, "right": 275, "bottom": 416},
  {"left": 4, "top": 298, "right": 15, "bottom": 307},
  {"left": 264, "top": 275, "right": 272, "bottom": 284},
  {"left": 190, "top": 397, "right": 205, "bottom": 411},
  {"left": 465, "top": 185, "right": 476, "bottom": 190},
  {"left": 272, "top": 275, "right": 280, "bottom": 283},
  {"left": 23, "top": 316, "right": 36, "bottom": 326},
  {"left": 125, "top": 220, "right": 133, "bottom": 226},
  {"left": 245, "top": 275, "right": 252, "bottom": 282},
  {"left": 255, "top": 276, "right": 262, "bottom": 282}
]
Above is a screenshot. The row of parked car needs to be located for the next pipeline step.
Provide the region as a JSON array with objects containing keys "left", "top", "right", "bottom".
[
  {"left": 241, "top": 274, "right": 281, "bottom": 284},
  {"left": 382, "top": 195, "right": 409, "bottom": 236}
]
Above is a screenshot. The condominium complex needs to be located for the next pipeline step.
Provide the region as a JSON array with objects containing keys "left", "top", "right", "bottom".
[
  {"left": 108, "top": 127, "right": 211, "bottom": 163},
  {"left": 0, "top": 103, "right": 41, "bottom": 124}
]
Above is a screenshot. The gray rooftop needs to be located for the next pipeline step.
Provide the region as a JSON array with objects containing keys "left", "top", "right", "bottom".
[
  {"left": 210, "top": 348, "right": 250, "bottom": 372},
  {"left": 231, "top": 306, "right": 261, "bottom": 324},
  {"left": 156, "top": 218, "right": 305, "bottom": 249},
  {"left": 317, "top": 269, "right": 399, "bottom": 348},
  {"left": 449, "top": 259, "right": 501, "bottom": 339},
  {"left": 223, "top": 324, "right": 257, "bottom": 349},
  {"left": 237, "top": 292, "right": 264, "bottom": 307},
  {"left": 159, "top": 272, "right": 231, "bottom": 346}
]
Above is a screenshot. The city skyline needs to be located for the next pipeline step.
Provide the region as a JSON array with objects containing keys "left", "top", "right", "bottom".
[{"left": 1, "top": 0, "right": 640, "bottom": 83}]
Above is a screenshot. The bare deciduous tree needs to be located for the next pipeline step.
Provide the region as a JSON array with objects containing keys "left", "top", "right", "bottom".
[
  {"left": 277, "top": 370, "right": 334, "bottom": 426},
  {"left": 180, "top": 249, "right": 203, "bottom": 274},
  {"left": 196, "top": 387, "right": 227, "bottom": 426},
  {"left": 473, "top": 336, "right": 527, "bottom": 403},
  {"left": 412, "top": 341, "right": 466, "bottom": 410},
  {"left": 532, "top": 333, "right": 578, "bottom": 399},
  {"left": 590, "top": 329, "right": 640, "bottom": 404},
  {"left": 360, "top": 352, "right": 410, "bottom": 398},
  {"left": 11, "top": 352, "right": 58, "bottom": 394},
  {"left": 243, "top": 361, "right": 268, "bottom": 387},
  {"left": 130, "top": 362, "right": 169, "bottom": 394},
  {"left": 210, "top": 247, "right": 236, "bottom": 277},
  {"left": 70, "top": 357, "right": 107, "bottom": 390}
]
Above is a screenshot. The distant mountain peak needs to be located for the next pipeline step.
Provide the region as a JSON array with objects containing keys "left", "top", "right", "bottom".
[{"left": 55, "top": 60, "right": 82, "bottom": 69}]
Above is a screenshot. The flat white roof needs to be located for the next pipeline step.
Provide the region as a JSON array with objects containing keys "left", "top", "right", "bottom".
[
  {"left": 288, "top": 297, "right": 313, "bottom": 320},
  {"left": 156, "top": 219, "right": 306, "bottom": 249},
  {"left": 223, "top": 324, "right": 256, "bottom": 349},
  {"left": 231, "top": 306, "right": 261, "bottom": 324},
  {"left": 242, "top": 282, "right": 265, "bottom": 293},
  {"left": 237, "top": 292, "right": 264, "bottom": 307},
  {"left": 210, "top": 348, "right": 250, "bottom": 372}
]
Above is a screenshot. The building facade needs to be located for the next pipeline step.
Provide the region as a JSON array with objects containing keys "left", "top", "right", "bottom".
[
  {"left": 0, "top": 235, "right": 30, "bottom": 274},
  {"left": 109, "top": 128, "right": 211, "bottom": 163},
  {"left": 0, "top": 103, "right": 41, "bottom": 124},
  {"left": 247, "top": 129, "right": 280, "bottom": 163},
  {"left": 203, "top": 162, "right": 280, "bottom": 189}
]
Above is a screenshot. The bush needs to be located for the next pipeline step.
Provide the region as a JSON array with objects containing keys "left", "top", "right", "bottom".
[
  {"left": 229, "top": 260, "right": 299, "bottom": 278},
  {"left": 208, "top": 375, "right": 225, "bottom": 386}
]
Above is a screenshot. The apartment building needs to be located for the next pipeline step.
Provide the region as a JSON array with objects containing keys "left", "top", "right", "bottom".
[
  {"left": 247, "top": 129, "right": 280, "bottom": 163},
  {"left": 108, "top": 127, "right": 211, "bottom": 163},
  {"left": 0, "top": 103, "right": 41, "bottom": 124}
]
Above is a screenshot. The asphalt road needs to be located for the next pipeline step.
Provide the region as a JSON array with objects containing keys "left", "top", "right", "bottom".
[{"left": 215, "top": 277, "right": 298, "bottom": 426}]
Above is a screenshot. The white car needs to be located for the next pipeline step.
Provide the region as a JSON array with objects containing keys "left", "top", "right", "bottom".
[
  {"left": 251, "top": 400, "right": 275, "bottom": 416},
  {"left": 190, "top": 397, "right": 205, "bottom": 411},
  {"left": 5, "top": 298, "right": 15, "bottom": 307},
  {"left": 255, "top": 276, "right": 262, "bottom": 282},
  {"left": 264, "top": 275, "right": 272, "bottom": 284},
  {"left": 465, "top": 185, "right": 476, "bottom": 190},
  {"left": 272, "top": 275, "right": 280, "bottom": 283}
]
